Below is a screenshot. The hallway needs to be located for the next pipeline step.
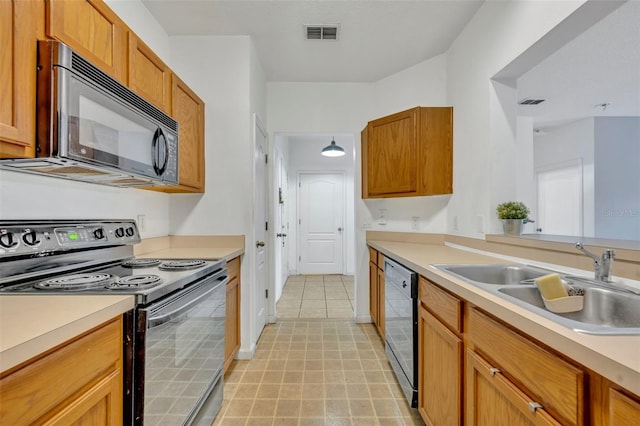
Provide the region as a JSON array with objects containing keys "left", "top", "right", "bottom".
[{"left": 276, "top": 275, "right": 354, "bottom": 319}]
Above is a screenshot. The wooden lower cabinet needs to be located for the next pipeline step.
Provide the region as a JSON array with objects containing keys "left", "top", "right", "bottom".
[
  {"left": 376, "top": 265, "right": 385, "bottom": 338},
  {"left": 418, "top": 304, "right": 463, "bottom": 426},
  {"left": 368, "top": 247, "right": 385, "bottom": 338},
  {"left": 608, "top": 388, "right": 640, "bottom": 426},
  {"left": 0, "top": 317, "right": 124, "bottom": 425},
  {"left": 369, "top": 260, "right": 379, "bottom": 325},
  {"left": 466, "top": 349, "right": 561, "bottom": 426},
  {"left": 224, "top": 256, "right": 241, "bottom": 373}
]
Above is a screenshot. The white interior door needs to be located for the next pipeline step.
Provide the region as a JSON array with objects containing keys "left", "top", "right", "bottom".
[
  {"left": 274, "top": 149, "right": 289, "bottom": 302},
  {"left": 537, "top": 162, "right": 583, "bottom": 236},
  {"left": 298, "top": 173, "right": 344, "bottom": 275},
  {"left": 253, "top": 115, "right": 267, "bottom": 337}
]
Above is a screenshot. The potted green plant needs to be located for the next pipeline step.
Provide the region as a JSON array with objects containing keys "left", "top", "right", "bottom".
[{"left": 496, "top": 201, "right": 533, "bottom": 235}]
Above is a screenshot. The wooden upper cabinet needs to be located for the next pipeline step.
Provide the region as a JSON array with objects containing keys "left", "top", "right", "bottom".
[
  {"left": 0, "top": 0, "right": 44, "bottom": 157},
  {"left": 164, "top": 74, "right": 205, "bottom": 192},
  {"left": 47, "top": 0, "right": 126, "bottom": 82},
  {"left": 362, "top": 106, "right": 453, "bottom": 199},
  {"left": 127, "top": 32, "right": 172, "bottom": 113}
]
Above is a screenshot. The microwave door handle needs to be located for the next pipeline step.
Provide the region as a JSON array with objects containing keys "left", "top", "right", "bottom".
[
  {"left": 152, "top": 128, "right": 160, "bottom": 175},
  {"left": 151, "top": 127, "right": 169, "bottom": 176},
  {"left": 158, "top": 130, "right": 169, "bottom": 175}
]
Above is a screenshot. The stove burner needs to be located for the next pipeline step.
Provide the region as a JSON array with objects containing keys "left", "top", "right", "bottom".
[
  {"left": 35, "top": 273, "right": 115, "bottom": 291},
  {"left": 107, "top": 275, "right": 163, "bottom": 290},
  {"left": 122, "top": 258, "right": 161, "bottom": 268},
  {"left": 159, "top": 259, "right": 207, "bottom": 271}
]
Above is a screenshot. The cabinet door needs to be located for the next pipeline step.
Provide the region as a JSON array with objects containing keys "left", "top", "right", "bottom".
[
  {"left": 224, "top": 276, "right": 240, "bottom": 373},
  {"left": 377, "top": 265, "right": 385, "bottom": 339},
  {"left": 47, "top": 0, "right": 126, "bottom": 81},
  {"left": 127, "top": 32, "right": 172, "bottom": 112},
  {"left": 609, "top": 388, "right": 640, "bottom": 426},
  {"left": 168, "top": 74, "right": 205, "bottom": 192},
  {"left": 0, "top": 318, "right": 123, "bottom": 425},
  {"left": 418, "top": 107, "right": 453, "bottom": 195},
  {"left": 44, "top": 371, "right": 123, "bottom": 425},
  {"left": 418, "top": 306, "right": 462, "bottom": 426},
  {"left": 369, "top": 261, "right": 378, "bottom": 326},
  {"left": 0, "top": 0, "right": 43, "bottom": 157},
  {"left": 466, "top": 349, "right": 561, "bottom": 426},
  {"left": 365, "top": 108, "right": 418, "bottom": 196}
]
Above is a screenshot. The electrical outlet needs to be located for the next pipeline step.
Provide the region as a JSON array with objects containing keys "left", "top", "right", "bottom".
[
  {"left": 137, "top": 214, "right": 146, "bottom": 232},
  {"left": 411, "top": 216, "right": 419, "bottom": 231},
  {"left": 378, "top": 209, "right": 387, "bottom": 225}
]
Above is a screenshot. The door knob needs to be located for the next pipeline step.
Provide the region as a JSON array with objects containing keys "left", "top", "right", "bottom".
[
  {"left": 338, "top": 227, "right": 343, "bottom": 232},
  {"left": 277, "top": 233, "right": 288, "bottom": 237},
  {"left": 256, "top": 241, "right": 265, "bottom": 247}
]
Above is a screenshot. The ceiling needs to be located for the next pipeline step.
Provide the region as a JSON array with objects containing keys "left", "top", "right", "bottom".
[
  {"left": 141, "top": 0, "right": 484, "bottom": 82},
  {"left": 516, "top": 0, "right": 640, "bottom": 129}
]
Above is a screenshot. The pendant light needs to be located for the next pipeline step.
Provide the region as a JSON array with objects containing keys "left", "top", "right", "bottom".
[{"left": 321, "top": 137, "right": 345, "bottom": 157}]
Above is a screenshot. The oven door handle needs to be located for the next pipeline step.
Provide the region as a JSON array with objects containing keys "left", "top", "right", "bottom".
[{"left": 146, "top": 278, "right": 227, "bottom": 328}]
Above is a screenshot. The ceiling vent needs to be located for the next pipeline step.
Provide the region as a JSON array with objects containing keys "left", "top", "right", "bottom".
[
  {"left": 305, "top": 25, "right": 340, "bottom": 41},
  {"left": 519, "top": 98, "right": 546, "bottom": 105}
]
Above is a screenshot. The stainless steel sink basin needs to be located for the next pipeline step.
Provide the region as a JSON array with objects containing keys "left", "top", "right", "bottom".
[
  {"left": 498, "top": 286, "right": 640, "bottom": 333},
  {"left": 438, "top": 264, "right": 549, "bottom": 285},
  {"left": 433, "top": 263, "right": 640, "bottom": 335}
]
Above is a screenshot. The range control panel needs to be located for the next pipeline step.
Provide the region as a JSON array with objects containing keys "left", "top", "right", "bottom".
[{"left": 0, "top": 220, "right": 140, "bottom": 257}]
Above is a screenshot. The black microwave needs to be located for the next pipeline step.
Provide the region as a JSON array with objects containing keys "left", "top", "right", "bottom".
[{"left": 0, "top": 41, "right": 178, "bottom": 187}]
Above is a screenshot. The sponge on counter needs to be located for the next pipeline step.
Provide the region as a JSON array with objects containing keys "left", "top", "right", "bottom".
[{"left": 535, "top": 273, "right": 568, "bottom": 300}]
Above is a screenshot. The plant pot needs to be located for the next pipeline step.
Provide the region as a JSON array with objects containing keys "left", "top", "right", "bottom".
[{"left": 501, "top": 219, "right": 524, "bottom": 235}]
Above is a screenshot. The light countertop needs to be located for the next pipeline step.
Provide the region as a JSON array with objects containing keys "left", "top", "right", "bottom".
[
  {"left": 368, "top": 240, "right": 640, "bottom": 396},
  {"left": 136, "top": 247, "right": 244, "bottom": 261},
  {"left": 0, "top": 295, "right": 134, "bottom": 374}
]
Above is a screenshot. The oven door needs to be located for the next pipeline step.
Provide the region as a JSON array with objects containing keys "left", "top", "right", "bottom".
[{"left": 134, "top": 271, "right": 227, "bottom": 425}]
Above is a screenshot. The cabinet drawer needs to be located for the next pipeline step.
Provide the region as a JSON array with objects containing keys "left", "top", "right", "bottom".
[
  {"left": 419, "top": 277, "right": 462, "bottom": 333},
  {"left": 0, "top": 318, "right": 122, "bottom": 425},
  {"left": 227, "top": 256, "right": 240, "bottom": 281},
  {"left": 469, "top": 308, "right": 584, "bottom": 426},
  {"left": 369, "top": 247, "right": 377, "bottom": 264}
]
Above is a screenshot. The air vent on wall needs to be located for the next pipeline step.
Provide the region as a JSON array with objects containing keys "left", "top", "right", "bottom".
[
  {"left": 519, "top": 98, "right": 546, "bottom": 105},
  {"left": 305, "top": 25, "right": 340, "bottom": 40}
]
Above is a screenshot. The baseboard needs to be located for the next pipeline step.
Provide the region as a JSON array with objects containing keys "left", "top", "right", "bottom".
[
  {"left": 355, "top": 314, "right": 372, "bottom": 324},
  {"left": 236, "top": 344, "right": 256, "bottom": 360}
]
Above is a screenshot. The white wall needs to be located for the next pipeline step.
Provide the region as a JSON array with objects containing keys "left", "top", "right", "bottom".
[
  {"left": 446, "top": 0, "right": 588, "bottom": 238},
  {"left": 594, "top": 117, "right": 640, "bottom": 240},
  {"left": 0, "top": 0, "right": 172, "bottom": 237},
  {"left": 168, "top": 35, "right": 267, "bottom": 359}
]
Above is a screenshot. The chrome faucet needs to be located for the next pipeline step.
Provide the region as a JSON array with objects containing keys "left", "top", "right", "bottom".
[{"left": 575, "top": 242, "right": 616, "bottom": 282}]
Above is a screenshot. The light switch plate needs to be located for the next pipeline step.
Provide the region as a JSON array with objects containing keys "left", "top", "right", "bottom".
[{"left": 137, "top": 214, "right": 146, "bottom": 232}]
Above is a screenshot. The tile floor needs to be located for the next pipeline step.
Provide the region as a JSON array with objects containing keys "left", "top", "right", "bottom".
[
  {"left": 276, "top": 275, "right": 355, "bottom": 319},
  {"left": 214, "top": 320, "right": 423, "bottom": 426}
]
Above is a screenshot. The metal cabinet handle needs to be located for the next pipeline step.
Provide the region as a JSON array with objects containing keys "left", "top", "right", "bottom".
[
  {"left": 489, "top": 368, "right": 501, "bottom": 376},
  {"left": 528, "top": 402, "right": 543, "bottom": 413},
  {"left": 256, "top": 241, "right": 265, "bottom": 247}
]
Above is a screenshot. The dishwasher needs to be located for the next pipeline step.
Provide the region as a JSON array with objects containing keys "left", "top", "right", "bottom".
[{"left": 384, "top": 257, "right": 419, "bottom": 407}]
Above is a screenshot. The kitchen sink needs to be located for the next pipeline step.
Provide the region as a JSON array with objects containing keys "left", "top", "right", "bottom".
[
  {"left": 498, "top": 286, "right": 640, "bottom": 333},
  {"left": 433, "top": 263, "right": 640, "bottom": 335},
  {"left": 438, "top": 264, "right": 550, "bottom": 285}
]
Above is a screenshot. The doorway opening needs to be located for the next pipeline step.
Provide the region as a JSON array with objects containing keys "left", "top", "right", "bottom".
[{"left": 270, "top": 133, "right": 356, "bottom": 320}]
